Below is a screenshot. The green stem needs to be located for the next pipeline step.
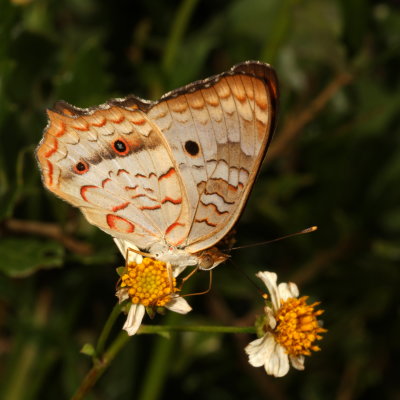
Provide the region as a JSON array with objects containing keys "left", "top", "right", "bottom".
[
  {"left": 137, "top": 314, "right": 178, "bottom": 400},
  {"left": 138, "top": 324, "right": 256, "bottom": 334},
  {"left": 95, "top": 302, "right": 124, "bottom": 356},
  {"left": 72, "top": 317, "right": 255, "bottom": 400},
  {"left": 137, "top": 321, "right": 255, "bottom": 400},
  {"left": 162, "top": 0, "right": 199, "bottom": 73},
  {"left": 71, "top": 331, "right": 130, "bottom": 400}
]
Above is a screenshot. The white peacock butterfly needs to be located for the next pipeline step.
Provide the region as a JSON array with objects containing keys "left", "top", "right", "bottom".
[{"left": 36, "top": 61, "right": 279, "bottom": 271}]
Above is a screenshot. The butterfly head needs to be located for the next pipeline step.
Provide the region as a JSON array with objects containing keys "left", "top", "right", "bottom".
[{"left": 196, "top": 247, "right": 229, "bottom": 270}]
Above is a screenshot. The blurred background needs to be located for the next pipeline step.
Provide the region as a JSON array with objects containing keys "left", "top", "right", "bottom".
[{"left": 1, "top": 0, "right": 399, "bottom": 399}]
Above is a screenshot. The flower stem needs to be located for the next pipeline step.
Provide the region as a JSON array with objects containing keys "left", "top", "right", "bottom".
[
  {"left": 137, "top": 311, "right": 180, "bottom": 400},
  {"left": 139, "top": 324, "right": 256, "bottom": 334},
  {"left": 95, "top": 302, "right": 124, "bottom": 355},
  {"left": 71, "top": 306, "right": 255, "bottom": 400},
  {"left": 71, "top": 331, "right": 130, "bottom": 400}
]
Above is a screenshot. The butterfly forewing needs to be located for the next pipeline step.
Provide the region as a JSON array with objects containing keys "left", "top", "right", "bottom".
[{"left": 37, "top": 105, "right": 190, "bottom": 249}]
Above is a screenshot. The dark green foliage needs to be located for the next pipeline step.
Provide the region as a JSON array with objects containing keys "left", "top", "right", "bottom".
[{"left": 1, "top": 0, "right": 399, "bottom": 399}]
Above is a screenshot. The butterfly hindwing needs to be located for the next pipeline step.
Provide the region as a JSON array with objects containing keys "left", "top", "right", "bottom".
[{"left": 147, "top": 61, "right": 278, "bottom": 252}]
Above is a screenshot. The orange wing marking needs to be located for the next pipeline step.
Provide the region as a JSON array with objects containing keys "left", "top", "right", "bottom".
[
  {"left": 140, "top": 205, "right": 161, "bottom": 211},
  {"left": 165, "top": 221, "right": 185, "bottom": 235},
  {"left": 80, "top": 185, "right": 98, "bottom": 202},
  {"left": 106, "top": 214, "right": 135, "bottom": 233},
  {"left": 109, "top": 115, "right": 125, "bottom": 124},
  {"left": 91, "top": 117, "right": 107, "bottom": 127},
  {"left": 161, "top": 196, "right": 182, "bottom": 205},
  {"left": 46, "top": 160, "right": 54, "bottom": 186},
  {"left": 44, "top": 139, "right": 58, "bottom": 158},
  {"left": 117, "top": 169, "right": 130, "bottom": 176},
  {"left": 54, "top": 121, "right": 66, "bottom": 137},
  {"left": 130, "top": 193, "right": 158, "bottom": 202},
  {"left": 73, "top": 121, "right": 90, "bottom": 131},
  {"left": 131, "top": 118, "right": 146, "bottom": 125},
  {"left": 112, "top": 201, "right": 131, "bottom": 212},
  {"left": 125, "top": 185, "right": 139, "bottom": 191},
  {"left": 130, "top": 193, "right": 146, "bottom": 199},
  {"left": 102, "top": 178, "right": 111, "bottom": 187},
  {"left": 158, "top": 167, "right": 176, "bottom": 181}
]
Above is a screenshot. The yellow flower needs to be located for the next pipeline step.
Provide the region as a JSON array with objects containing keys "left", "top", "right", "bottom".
[
  {"left": 245, "top": 271, "right": 326, "bottom": 377},
  {"left": 114, "top": 238, "right": 191, "bottom": 336}
]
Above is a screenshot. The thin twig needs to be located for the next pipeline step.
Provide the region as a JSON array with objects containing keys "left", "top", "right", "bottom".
[
  {"left": 3, "top": 218, "right": 92, "bottom": 255},
  {"left": 267, "top": 71, "right": 354, "bottom": 163}
]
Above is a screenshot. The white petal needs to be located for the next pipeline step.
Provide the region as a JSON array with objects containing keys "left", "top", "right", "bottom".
[
  {"left": 290, "top": 355, "right": 305, "bottom": 371},
  {"left": 256, "top": 271, "right": 280, "bottom": 311},
  {"left": 116, "top": 288, "right": 129, "bottom": 303},
  {"left": 264, "top": 306, "right": 277, "bottom": 329},
  {"left": 264, "top": 341, "right": 290, "bottom": 378},
  {"left": 245, "top": 334, "right": 274, "bottom": 367},
  {"left": 113, "top": 238, "right": 130, "bottom": 258},
  {"left": 113, "top": 238, "right": 142, "bottom": 264},
  {"left": 166, "top": 296, "right": 192, "bottom": 314},
  {"left": 172, "top": 263, "right": 188, "bottom": 278},
  {"left": 123, "top": 304, "right": 145, "bottom": 336},
  {"left": 278, "top": 282, "right": 299, "bottom": 301}
]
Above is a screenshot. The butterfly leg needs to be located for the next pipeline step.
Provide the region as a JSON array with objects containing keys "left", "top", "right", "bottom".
[
  {"left": 180, "top": 269, "right": 213, "bottom": 297},
  {"left": 125, "top": 247, "right": 154, "bottom": 261},
  {"left": 196, "top": 270, "right": 213, "bottom": 296},
  {"left": 179, "top": 265, "right": 199, "bottom": 288}
]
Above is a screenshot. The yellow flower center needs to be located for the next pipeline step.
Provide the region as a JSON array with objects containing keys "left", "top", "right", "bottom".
[
  {"left": 120, "top": 257, "right": 178, "bottom": 307},
  {"left": 273, "top": 296, "right": 326, "bottom": 356}
]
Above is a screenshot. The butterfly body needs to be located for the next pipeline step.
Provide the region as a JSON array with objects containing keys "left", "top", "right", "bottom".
[{"left": 36, "top": 61, "right": 279, "bottom": 270}]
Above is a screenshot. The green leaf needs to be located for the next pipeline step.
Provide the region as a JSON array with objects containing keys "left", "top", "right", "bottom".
[
  {"left": 0, "top": 237, "right": 64, "bottom": 277},
  {"left": 116, "top": 266, "right": 126, "bottom": 276},
  {"left": 80, "top": 343, "right": 96, "bottom": 357}
]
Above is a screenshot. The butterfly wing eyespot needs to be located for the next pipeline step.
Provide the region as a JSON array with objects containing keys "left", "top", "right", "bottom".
[
  {"left": 113, "top": 138, "right": 129, "bottom": 156},
  {"left": 73, "top": 160, "right": 89, "bottom": 174},
  {"left": 184, "top": 140, "right": 200, "bottom": 156}
]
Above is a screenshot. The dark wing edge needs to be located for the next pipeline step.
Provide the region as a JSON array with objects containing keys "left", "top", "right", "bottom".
[{"left": 43, "top": 60, "right": 279, "bottom": 132}]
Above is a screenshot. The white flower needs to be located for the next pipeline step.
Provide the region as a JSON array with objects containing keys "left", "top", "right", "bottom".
[
  {"left": 245, "top": 271, "right": 326, "bottom": 377},
  {"left": 114, "top": 238, "right": 192, "bottom": 336}
]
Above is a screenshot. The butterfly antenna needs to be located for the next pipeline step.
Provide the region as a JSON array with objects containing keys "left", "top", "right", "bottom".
[
  {"left": 225, "top": 226, "right": 318, "bottom": 252},
  {"left": 227, "top": 258, "right": 268, "bottom": 298}
]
